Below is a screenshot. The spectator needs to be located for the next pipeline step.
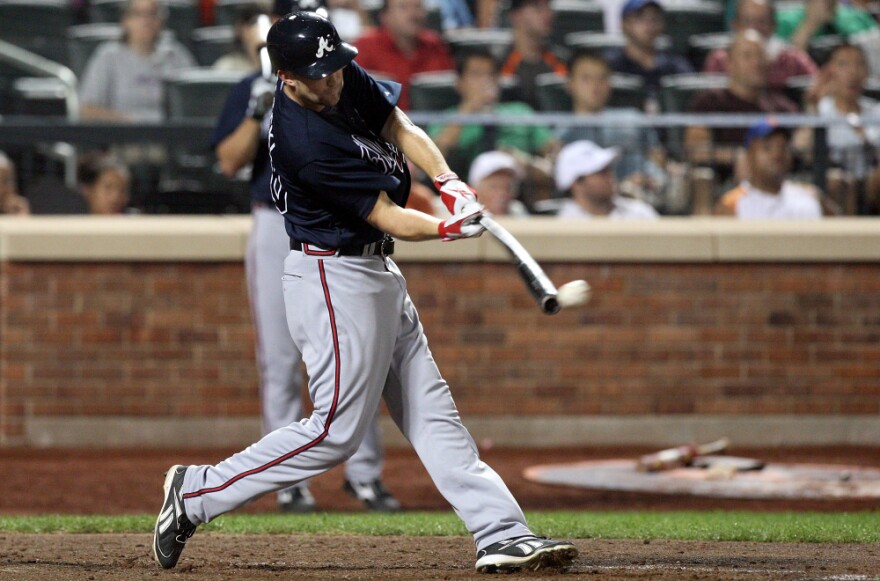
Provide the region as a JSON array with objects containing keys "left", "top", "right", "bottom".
[
  {"left": 467, "top": 151, "right": 529, "bottom": 216},
  {"left": 0, "top": 152, "right": 30, "bottom": 216},
  {"left": 428, "top": 48, "right": 552, "bottom": 180},
  {"left": 424, "top": 0, "right": 476, "bottom": 30},
  {"left": 686, "top": 30, "right": 799, "bottom": 175},
  {"left": 605, "top": 0, "right": 692, "bottom": 109},
  {"left": 354, "top": 0, "right": 454, "bottom": 110},
  {"left": 554, "top": 140, "right": 659, "bottom": 219},
  {"left": 815, "top": 43, "right": 880, "bottom": 214},
  {"left": 715, "top": 119, "right": 824, "bottom": 218},
  {"left": 559, "top": 51, "right": 667, "bottom": 207},
  {"left": 272, "top": 0, "right": 368, "bottom": 42},
  {"left": 77, "top": 153, "right": 132, "bottom": 215},
  {"left": 500, "top": 0, "right": 568, "bottom": 110},
  {"left": 79, "top": 0, "right": 197, "bottom": 121},
  {"left": 213, "top": 4, "right": 269, "bottom": 74},
  {"left": 776, "top": 0, "right": 878, "bottom": 52},
  {"left": 703, "top": 0, "right": 817, "bottom": 90}
]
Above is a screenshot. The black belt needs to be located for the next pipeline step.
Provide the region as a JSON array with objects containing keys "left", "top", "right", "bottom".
[{"left": 290, "top": 237, "right": 394, "bottom": 257}]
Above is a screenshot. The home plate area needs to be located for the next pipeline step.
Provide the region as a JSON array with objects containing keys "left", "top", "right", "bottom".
[{"left": 524, "top": 458, "right": 880, "bottom": 499}]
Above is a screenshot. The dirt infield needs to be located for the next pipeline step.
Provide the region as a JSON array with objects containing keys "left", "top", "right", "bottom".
[
  {"left": 1, "top": 535, "right": 879, "bottom": 580},
  {"left": 1, "top": 446, "right": 879, "bottom": 579}
]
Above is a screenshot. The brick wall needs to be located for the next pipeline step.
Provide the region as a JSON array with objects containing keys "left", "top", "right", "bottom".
[{"left": 2, "top": 260, "right": 879, "bottom": 443}]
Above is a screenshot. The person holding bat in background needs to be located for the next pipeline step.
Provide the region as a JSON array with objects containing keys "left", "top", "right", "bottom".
[
  {"left": 213, "top": 0, "right": 400, "bottom": 513},
  {"left": 154, "top": 10, "right": 578, "bottom": 574}
]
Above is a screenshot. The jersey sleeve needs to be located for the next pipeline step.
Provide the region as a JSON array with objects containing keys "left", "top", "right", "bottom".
[
  {"left": 296, "top": 155, "right": 402, "bottom": 220},
  {"left": 210, "top": 76, "right": 252, "bottom": 149},
  {"left": 79, "top": 43, "right": 116, "bottom": 107},
  {"left": 345, "top": 62, "right": 402, "bottom": 135}
]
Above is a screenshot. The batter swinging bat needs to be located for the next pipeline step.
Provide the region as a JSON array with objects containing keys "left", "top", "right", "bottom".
[
  {"left": 480, "top": 216, "right": 590, "bottom": 315},
  {"left": 636, "top": 437, "right": 730, "bottom": 472}
]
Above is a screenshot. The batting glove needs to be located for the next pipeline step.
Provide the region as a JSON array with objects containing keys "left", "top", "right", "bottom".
[
  {"left": 438, "top": 202, "right": 485, "bottom": 241},
  {"left": 434, "top": 171, "right": 479, "bottom": 215},
  {"left": 245, "top": 76, "right": 276, "bottom": 120}
]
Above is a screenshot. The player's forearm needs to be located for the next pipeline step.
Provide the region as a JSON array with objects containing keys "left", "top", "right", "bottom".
[
  {"left": 381, "top": 108, "right": 451, "bottom": 178},
  {"left": 216, "top": 119, "right": 262, "bottom": 177},
  {"left": 367, "top": 191, "right": 441, "bottom": 241}
]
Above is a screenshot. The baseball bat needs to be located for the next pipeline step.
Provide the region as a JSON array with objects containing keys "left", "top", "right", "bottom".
[
  {"left": 636, "top": 437, "right": 730, "bottom": 472},
  {"left": 480, "top": 215, "right": 560, "bottom": 315}
]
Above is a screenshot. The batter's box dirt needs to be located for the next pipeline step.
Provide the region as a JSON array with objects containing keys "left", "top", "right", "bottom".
[
  {"left": 0, "top": 535, "right": 879, "bottom": 580},
  {"left": 524, "top": 460, "right": 880, "bottom": 499}
]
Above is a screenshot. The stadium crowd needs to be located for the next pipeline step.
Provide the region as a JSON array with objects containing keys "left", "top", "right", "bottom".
[{"left": 1, "top": 0, "right": 880, "bottom": 217}]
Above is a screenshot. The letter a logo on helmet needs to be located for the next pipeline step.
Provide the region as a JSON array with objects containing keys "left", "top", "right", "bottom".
[
  {"left": 266, "top": 12, "right": 358, "bottom": 79},
  {"left": 316, "top": 35, "right": 335, "bottom": 58}
]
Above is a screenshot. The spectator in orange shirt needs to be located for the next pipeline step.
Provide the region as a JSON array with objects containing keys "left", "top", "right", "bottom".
[
  {"left": 355, "top": 0, "right": 454, "bottom": 110},
  {"left": 500, "top": 0, "right": 568, "bottom": 110}
]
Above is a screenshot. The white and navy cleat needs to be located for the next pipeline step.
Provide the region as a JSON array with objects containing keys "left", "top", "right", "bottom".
[{"left": 475, "top": 536, "right": 578, "bottom": 573}]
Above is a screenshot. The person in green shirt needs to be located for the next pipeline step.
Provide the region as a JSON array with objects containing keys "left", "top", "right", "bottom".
[
  {"left": 428, "top": 48, "right": 552, "bottom": 181},
  {"left": 775, "top": 0, "right": 877, "bottom": 52}
]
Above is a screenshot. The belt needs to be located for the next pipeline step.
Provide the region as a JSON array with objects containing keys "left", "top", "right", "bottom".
[{"left": 290, "top": 237, "right": 395, "bottom": 257}]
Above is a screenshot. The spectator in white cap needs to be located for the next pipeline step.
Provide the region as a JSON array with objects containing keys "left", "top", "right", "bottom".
[
  {"left": 555, "top": 140, "right": 659, "bottom": 219},
  {"left": 467, "top": 151, "right": 530, "bottom": 217}
]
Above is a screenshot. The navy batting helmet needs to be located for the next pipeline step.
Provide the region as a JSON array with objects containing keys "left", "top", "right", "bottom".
[{"left": 265, "top": 12, "right": 357, "bottom": 79}]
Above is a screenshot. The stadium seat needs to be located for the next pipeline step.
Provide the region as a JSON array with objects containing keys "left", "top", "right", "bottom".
[
  {"left": 67, "top": 25, "right": 178, "bottom": 78},
  {"left": 659, "top": 72, "right": 728, "bottom": 113},
  {"left": 0, "top": 0, "right": 73, "bottom": 65},
  {"left": 549, "top": 0, "right": 604, "bottom": 47},
  {"left": 688, "top": 32, "right": 731, "bottom": 71},
  {"left": 164, "top": 68, "right": 242, "bottom": 120},
  {"left": 10, "top": 77, "right": 69, "bottom": 116},
  {"left": 408, "top": 71, "right": 520, "bottom": 111},
  {"left": 90, "top": 0, "right": 200, "bottom": 50},
  {"left": 213, "top": 0, "right": 271, "bottom": 26},
  {"left": 191, "top": 26, "right": 236, "bottom": 68},
  {"left": 535, "top": 71, "right": 646, "bottom": 111},
  {"left": 663, "top": 1, "right": 725, "bottom": 56},
  {"left": 808, "top": 35, "right": 843, "bottom": 66},
  {"left": 443, "top": 28, "right": 514, "bottom": 61},
  {"left": 565, "top": 32, "right": 671, "bottom": 55}
]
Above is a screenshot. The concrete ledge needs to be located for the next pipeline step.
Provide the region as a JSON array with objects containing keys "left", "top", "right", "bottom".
[
  {"left": 24, "top": 415, "right": 880, "bottom": 448},
  {"left": 3, "top": 216, "right": 880, "bottom": 262}
]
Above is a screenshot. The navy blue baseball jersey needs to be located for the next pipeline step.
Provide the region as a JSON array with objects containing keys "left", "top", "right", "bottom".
[
  {"left": 211, "top": 72, "right": 273, "bottom": 205},
  {"left": 268, "top": 61, "right": 408, "bottom": 249}
]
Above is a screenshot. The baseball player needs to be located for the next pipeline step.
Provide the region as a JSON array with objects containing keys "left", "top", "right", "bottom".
[
  {"left": 153, "top": 12, "right": 578, "bottom": 574},
  {"left": 211, "top": 0, "right": 399, "bottom": 514}
]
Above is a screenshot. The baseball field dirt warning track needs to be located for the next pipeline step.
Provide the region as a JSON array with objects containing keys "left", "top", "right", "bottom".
[{"left": 1, "top": 446, "right": 879, "bottom": 579}]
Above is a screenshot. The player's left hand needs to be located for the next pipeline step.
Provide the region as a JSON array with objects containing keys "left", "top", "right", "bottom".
[
  {"left": 438, "top": 202, "right": 485, "bottom": 241},
  {"left": 434, "top": 172, "right": 479, "bottom": 215},
  {"left": 246, "top": 76, "right": 276, "bottom": 120}
]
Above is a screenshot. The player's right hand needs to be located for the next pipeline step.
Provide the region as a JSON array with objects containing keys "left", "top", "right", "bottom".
[
  {"left": 434, "top": 172, "right": 479, "bottom": 215},
  {"left": 246, "top": 76, "right": 276, "bottom": 120},
  {"left": 438, "top": 202, "right": 485, "bottom": 241}
]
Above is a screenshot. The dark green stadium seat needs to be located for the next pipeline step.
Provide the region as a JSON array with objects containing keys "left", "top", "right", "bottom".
[
  {"left": 67, "top": 24, "right": 122, "bottom": 78},
  {"left": 659, "top": 72, "right": 728, "bottom": 113},
  {"left": 191, "top": 26, "right": 236, "bottom": 68},
  {"left": 549, "top": 0, "right": 604, "bottom": 47},
  {"left": 663, "top": 1, "right": 725, "bottom": 56},
  {"left": 688, "top": 32, "right": 731, "bottom": 71},
  {"left": 535, "top": 71, "right": 646, "bottom": 111},
  {"left": 213, "top": 0, "right": 271, "bottom": 26},
  {"left": 444, "top": 29, "right": 514, "bottom": 61},
  {"left": 10, "top": 77, "right": 69, "bottom": 116},
  {"left": 164, "top": 68, "right": 242, "bottom": 120},
  {"left": 90, "top": 0, "right": 200, "bottom": 50},
  {"left": 565, "top": 32, "right": 671, "bottom": 55},
  {"left": 408, "top": 71, "right": 520, "bottom": 111},
  {"left": 0, "top": 0, "right": 73, "bottom": 65}
]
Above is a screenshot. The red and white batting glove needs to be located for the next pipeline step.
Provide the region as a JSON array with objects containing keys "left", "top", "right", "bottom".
[
  {"left": 434, "top": 171, "right": 479, "bottom": 215},
  {"left": 438, "top": 202, "right": 485, "bottom": 241}
]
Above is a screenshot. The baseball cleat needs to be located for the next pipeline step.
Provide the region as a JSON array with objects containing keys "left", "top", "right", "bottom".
[
  {"left": 474, "top": 536, "right": 578, "bottom": 573},
  {"left": 343, "top": 479, "right": 401, "bottom": 512},
  {"left": 278, "top": 486, "right": 317, "bottom": 513},
  {"left": 152, "top": 465, "right": 197, "bottom": 569}
]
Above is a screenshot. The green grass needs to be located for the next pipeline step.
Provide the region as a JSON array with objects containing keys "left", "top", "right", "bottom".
[{"left": 0, "top": 511, "right": 878, "bottom": 543}]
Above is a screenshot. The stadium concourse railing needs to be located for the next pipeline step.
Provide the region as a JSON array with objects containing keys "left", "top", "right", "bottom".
[{"left": 2, "top": 112, "right": 880, "bottom": 213}]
